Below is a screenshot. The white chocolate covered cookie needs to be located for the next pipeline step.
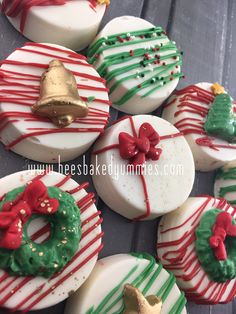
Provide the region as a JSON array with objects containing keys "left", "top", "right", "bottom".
[
  {"left": 88, "top": 16, "right": 183, "bottom": 114},
  {"left": 65, "top": 253, "right": 187, "bottom": 314},
  {"left": 91, "top": 115, "right": 195, "bottom": 220},
  {"left": 157, "top": 196, "right": 236, "bottom": 304},
  {"left": 1, "top": 0, "right": 108, "bottom": 51},
  {"left": 162, "top": 82, "right": 236, "bottom": 171},
  {"left": 0, "top": 170, "right": 103, "bottom": 311},
  {"left": 0, "top": 43, "right": 110, "bottom": 163}
]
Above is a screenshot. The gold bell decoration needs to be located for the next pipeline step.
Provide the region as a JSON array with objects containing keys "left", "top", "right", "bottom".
[
  {"left": 32, "top": 59, "right": 89, "bottom": 128},
  {"left": 122, "top": 284, "right": 162, "bottom": 314}
]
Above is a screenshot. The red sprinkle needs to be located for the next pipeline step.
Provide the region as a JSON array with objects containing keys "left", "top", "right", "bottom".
[{"left": 117, "top": 36, "right": 124, "bottom": 43}]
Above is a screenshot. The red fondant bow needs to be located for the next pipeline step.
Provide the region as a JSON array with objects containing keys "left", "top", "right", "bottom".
[
  {"left": 209, "top": 211, "right": 236, "bottom": 260},
  {"left": 119, "top": 123, "right": 162, "bottom": 168},
  {"left": 0, "top": 180, "right": 59, "bottom": 250}
]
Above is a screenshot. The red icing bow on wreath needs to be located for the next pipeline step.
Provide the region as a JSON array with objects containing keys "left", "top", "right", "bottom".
[
  {"left": 209, "top": 211, "right": 236, "bottom": 261},
  {"left": 119, "top": 123, "right": 162, "bottom": 168},
  {"left": 0, "top": 181, "right": 59, "bottom": 250}
]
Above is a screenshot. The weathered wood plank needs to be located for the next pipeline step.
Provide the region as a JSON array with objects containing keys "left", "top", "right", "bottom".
[
  {"left": 102, "top": 0, "right": 145, "bottom": 26},
  {"left": 171, "top": 0, "right": 228, "bottom": 87},
  {"left": 222, "top": 0, "right": 236, "bottom": 98}
]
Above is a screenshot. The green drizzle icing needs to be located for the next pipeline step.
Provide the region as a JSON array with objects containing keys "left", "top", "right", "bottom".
[
  {"left": 204, "top": 93, "right": 236, "bottom": 142},
  {"left": 216, "top": 166, "right": 236, "bottom": 205},
  {"left": 195, "top": 208, "right": 236, "bottom": 282},
  {"left": 87, "top": 96, "right": 96, "bottom": 102},
  {"left": 86, "top": 253, "right": 186, "bottom": 314},
  {"left": 88, "top": 27, "right": 184, "bottom": 106},
  {"left": 0, "top": 185, "right": 81, "bottom": 278}
]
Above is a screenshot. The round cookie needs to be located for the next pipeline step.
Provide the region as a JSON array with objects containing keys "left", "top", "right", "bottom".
[
  {"left": 157, "top": 196, "right": 236, "bottom": 304},
  {"left": 91, "top": 115, "right": 195, "bottom": 220},
  {"left": 0, "top": 42, "right": 110, "bottom": 163},
  {"left": 0, "top": 170, "right": 103, "bottom": 311},
  {"left": 214, "top": 161, "right": 236, "bottom": 206},
  {"left": 162, "top": 82, "right": 236, "bottom": 171},
  {"left": 65, "top": 253, "right": 187, "bottom": 314},
  {"left": 0, "top": 0, "right": 109, "bottom": 51},
  {"left": 88, "top": 16, "right": 183, "bottom": 114}
]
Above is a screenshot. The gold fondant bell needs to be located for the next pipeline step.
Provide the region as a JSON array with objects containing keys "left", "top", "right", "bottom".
[{"left": 32, "top": 59, "right": 89, "bottom": 128}]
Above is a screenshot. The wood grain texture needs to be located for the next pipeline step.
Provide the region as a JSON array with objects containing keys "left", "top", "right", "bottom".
[{"left": 0, "top": 0, "right": 236, "bottom": 313}]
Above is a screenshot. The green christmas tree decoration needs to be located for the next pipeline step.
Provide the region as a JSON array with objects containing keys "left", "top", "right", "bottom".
[{"left": 204, "top": 83, "right": 236, "bottom": 143}]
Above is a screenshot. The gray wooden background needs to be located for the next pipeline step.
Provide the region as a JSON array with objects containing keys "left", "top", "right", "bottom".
[{"left": 0, "top": 0, "right": 236, "bottom": 313}]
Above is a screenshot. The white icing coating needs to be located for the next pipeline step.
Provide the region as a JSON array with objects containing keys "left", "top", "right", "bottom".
[
  {"left": 0, "top": 43, "right": 110, "bottom": 163},
  {"left": 214, "top": 161, "right": 236, "bottom": 205},
  {"left": 162, "top": 82, "right": 236, "bottom": 171},
  {"left": 0, "top": 170, "right": 102, "bottom": 311},
  {"left": 65, "top": 254, "right": 187, "bottom": 314},
  {"left": 157, "top": 197, "right": 236, "bottom": 304},
  {"left": 1, "top": 0, "right": 106, "bottom": 51},
  {"left": 89, "top": 16, "right": 181, "bottom": 114},
  {"left": 91, "top": 115, "right": 195, "bottom": 220}
]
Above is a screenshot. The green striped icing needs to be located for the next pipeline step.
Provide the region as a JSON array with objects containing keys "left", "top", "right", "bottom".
[
  {"left": 216, "top": 166, "right": 236, "bottom": 205},
  {"left": 88, "top": 27, "right": 184, "bottom": 106},
  {"left": 86, "top": 253, "right": 186, "bottom": 314}
]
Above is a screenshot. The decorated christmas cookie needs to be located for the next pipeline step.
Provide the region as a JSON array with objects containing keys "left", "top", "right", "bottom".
[
  {"left": 65, "top": 253, "right": 187, "bottom": 314},
  {"left": 0, "top": 42, "right": 110, "bottom": 163},
  {"left": 162, "top": 82, "right": 236, "bottom": 171},
  {"left": 0, "top": 0, "right": 110, "bottom": 51},
  {"left": 91, "top": 115, "right": 195, "bottom": 220},
  {"left": 214, "top": 161, "right": 236, "bottom": 206},
  {"left": 157, "top": 196, "right": 236, "bottom": 304},
  {"left": 0, "top": 170, "right": 103, "bottom": 311},
  {"left": 88, "top": 16, "right": 184, "bottom": 114}
]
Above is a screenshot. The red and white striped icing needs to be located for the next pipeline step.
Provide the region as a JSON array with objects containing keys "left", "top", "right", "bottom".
[
  {"left": 157, "top": 196, "right": 236, "bottom": 304},
  {"left": 162, "top": 83, "right": 236, "bottom": 171},
  {"left": 0, "top": 42, "right": 110, "bottom": 163},
  {"left": 0, "top": 170, "right": 103, "bottom": 312}
]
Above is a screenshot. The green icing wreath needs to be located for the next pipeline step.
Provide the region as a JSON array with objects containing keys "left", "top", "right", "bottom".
[
  {"left": 0, "top": 184, "right": 81, "bottom": 278},
  {"left": 195, "top": 208, "right": 236, "bottom": 282}
]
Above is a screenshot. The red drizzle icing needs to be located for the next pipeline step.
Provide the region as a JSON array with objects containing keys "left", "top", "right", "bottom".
[
  {"left": 165, "top": 85, "right": 236, "bottom": 151},
  {"left": 0, "top": 171, "right": 103, "bottom": 312},
  {"left": 93, "top": 116, "right": 183, "bottom": 221},
  {"left": 0, "top": 43, "right": 111, "bottom": 150},
  {"left": 157, "top": 197, "right": 236, "bottom": 304},
  {"left": 1, "top": 0, "right": 101, "bottom": 33}
]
